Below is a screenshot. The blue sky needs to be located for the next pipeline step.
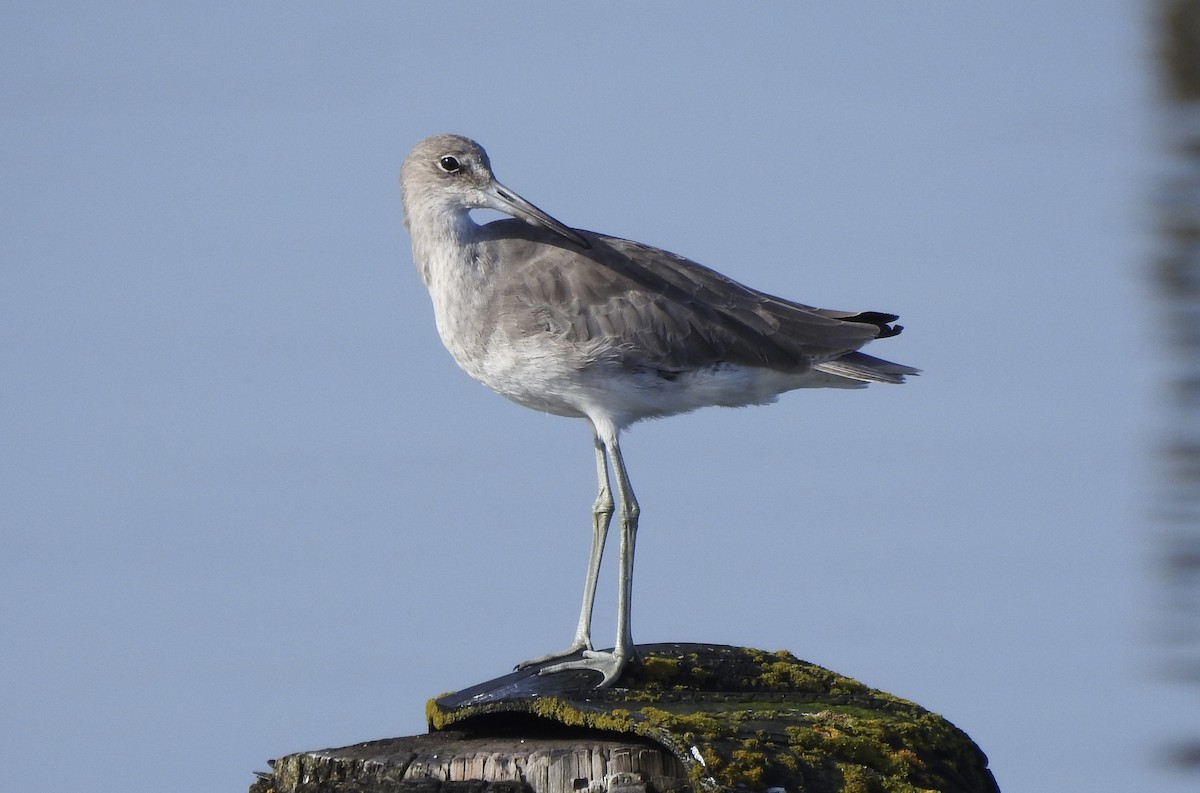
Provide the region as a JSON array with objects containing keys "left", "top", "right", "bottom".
[{"left": 2, "top": 4, "right": 1191, "bottom": 792}]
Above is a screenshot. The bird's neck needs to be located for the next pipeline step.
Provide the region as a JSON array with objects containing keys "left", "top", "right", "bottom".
[
  {"left": 407, "top": 202, "right": 483, "bottom": 288},
  {"left": 406, "top": 207, "right": 497, "bottom": 369}
]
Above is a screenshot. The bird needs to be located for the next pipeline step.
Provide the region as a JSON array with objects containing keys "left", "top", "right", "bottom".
[{"left": 399, "top": 134, "right": 917, "bottom": 688}]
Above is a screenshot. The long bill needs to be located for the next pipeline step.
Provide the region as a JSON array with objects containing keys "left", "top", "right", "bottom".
[{"left": 483, "top": 179, "right": 591, "bottom": 249}]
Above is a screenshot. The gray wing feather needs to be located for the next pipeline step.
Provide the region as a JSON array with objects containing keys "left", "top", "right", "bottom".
[
  {"left": 811, "top": 352, "right": 922, "bottom": 385},
  {"left": 482, "top": 220, "right": 911, "bottom": 376}
]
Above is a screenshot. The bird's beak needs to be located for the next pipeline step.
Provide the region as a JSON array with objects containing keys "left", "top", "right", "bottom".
[{"left": 483, "top": 180, "right": 591, "bottom": 249}]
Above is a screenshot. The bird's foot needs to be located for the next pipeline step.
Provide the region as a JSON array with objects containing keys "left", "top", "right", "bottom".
[
  {"left": 538, "top": 649, "right": 630, "bottom": 688},
  {"left": 514, "top": 640, "right": 592, "bottom": 671}
]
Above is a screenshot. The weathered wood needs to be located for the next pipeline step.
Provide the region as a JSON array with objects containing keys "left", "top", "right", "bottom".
[
  {"left": 252, "top": 644, "right": 999, "bottom": 793},
  {"left": 253, "top": 731, "right": 688, "bottom": 793}
]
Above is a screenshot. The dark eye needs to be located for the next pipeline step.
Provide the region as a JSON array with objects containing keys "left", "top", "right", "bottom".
[{"left": 437, "top": 156, "right": 461, "bottom": 173}]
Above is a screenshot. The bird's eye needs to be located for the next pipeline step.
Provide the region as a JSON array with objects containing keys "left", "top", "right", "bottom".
[{"left": 437, "top": 156, "right": 461, "bottom": 173}]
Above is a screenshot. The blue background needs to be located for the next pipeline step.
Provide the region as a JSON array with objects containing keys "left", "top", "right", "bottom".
[{"left": 2, "top": 4, "right": 1187, "bottom": 792}]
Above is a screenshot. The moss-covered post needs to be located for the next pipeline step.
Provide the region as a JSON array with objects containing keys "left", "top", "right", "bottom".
[{"left": 251, "top": 644, "right": 998, "bottom": 793}]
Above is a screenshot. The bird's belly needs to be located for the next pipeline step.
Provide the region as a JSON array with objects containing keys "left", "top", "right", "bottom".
[
  {"left": 443, "top": 334, "right": 593, "bottom": 419},
  {"left": 432, "top": 288, "right": 835, "bottom": 426},
  {"left": 594, "top": 363, "right": 799, "bottom": 420},
  {"left": 453, "top": 335, "right": 819, "bottom": 427}
]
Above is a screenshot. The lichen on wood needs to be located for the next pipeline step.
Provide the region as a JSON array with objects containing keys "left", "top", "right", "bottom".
[{"left": 428, "top": 643, "right": 999, "bottom": 793}]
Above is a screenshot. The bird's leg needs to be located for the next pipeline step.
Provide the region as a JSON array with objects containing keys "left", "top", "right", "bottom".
[
  {"left": 539, "top": 428, "right": 638, "bottom": 688},
  {"left": 574, "top": 434, "right": 615, "bottom": 648},
  {"left": 515, "top": 433, "right": 613, "bottom": 669},
  {"left": 610, "top": 435, "right": 639, "bottom": 670}
]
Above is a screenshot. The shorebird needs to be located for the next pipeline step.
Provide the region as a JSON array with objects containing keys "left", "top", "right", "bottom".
[{"left": 400, "top": 134, "right": 917, "bottom": 687}]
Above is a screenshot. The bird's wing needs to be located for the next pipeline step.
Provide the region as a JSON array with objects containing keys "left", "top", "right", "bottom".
[{"left": 485, "top": 221, "right": 901, "bottom": 373}]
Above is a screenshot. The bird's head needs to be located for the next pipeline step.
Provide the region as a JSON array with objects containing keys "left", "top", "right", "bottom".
[{"left": 400, "top": 134, "right": 589, "bottom": 248}]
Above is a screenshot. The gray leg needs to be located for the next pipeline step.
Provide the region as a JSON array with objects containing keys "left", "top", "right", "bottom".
[
  {"left": 516, "top": 432, "right": 613, "bottom": 668},
  {"left": 608, "top": 434, "right": 639, "bottom": 668},
  {"left": 575, "top": 433, "right": 615, "bottom": 648},
  {"left": 540, "top": 425, "right": 638, "bottom": 687}
]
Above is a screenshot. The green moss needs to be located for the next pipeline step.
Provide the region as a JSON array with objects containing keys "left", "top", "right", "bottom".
[
  {"left": 425, "top": 697, "right": 448, "bottom": 730},
  {"left": 426, "top": 645, "right": 995, "bottom": 793},
  {"left": 639, "top": 655, "right": 681, "bottom": 683},
  {"left": 637, "top": 706, "right": 723, "bottom": 741},
  {"left": 783, "top": 710, "right": 961, "bottom": 792},
  {"left": 727, "top": 749, "right": 767, "bottom": 785},
  {"left": 531, "top": 698, "right": 638, "bottom": 733},
  {"left": 631, "top": 693, "right": 954, "bottom": 790}
]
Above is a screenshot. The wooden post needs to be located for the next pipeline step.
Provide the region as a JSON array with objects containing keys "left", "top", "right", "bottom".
[{"left": 250, "top": 644, "right": 998, "bottom": 793}]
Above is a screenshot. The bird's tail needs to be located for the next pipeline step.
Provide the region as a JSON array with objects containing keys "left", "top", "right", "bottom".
[{"left": 812, "top": 352, "right": 921, "bottom": 385}]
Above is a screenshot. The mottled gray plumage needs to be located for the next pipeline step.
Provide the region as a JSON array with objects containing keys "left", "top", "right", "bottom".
[
  {"left": 483, "top": 220, "right": 910, "bottom": 379},
  {"left": 400, "top": 134, "right": 917, "bottom": 687}
]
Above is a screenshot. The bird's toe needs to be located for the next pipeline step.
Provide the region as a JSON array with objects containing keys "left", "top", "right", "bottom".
[{"left": 537, "top": 650, "right": 629, "bottom": 688}]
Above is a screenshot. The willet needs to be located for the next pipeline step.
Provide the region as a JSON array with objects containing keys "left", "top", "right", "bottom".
[{"left": 400, "top": 134, "right": 918, "bottom": 687}]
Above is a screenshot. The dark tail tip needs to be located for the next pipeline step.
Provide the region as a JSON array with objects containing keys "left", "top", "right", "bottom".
[{"left": 847, "top": 311, "right": 903, "bottom": 338}]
